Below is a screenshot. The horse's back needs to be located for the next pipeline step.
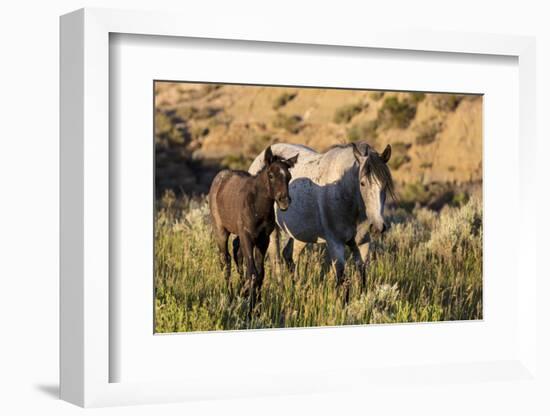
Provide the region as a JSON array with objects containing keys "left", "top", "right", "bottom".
[
  {"left": 248, "top": 144, "right": 325, "bottom": 242},
  {"left": 249, "top": 143, "right": 360, "bottom": 244},
  {"left": 248, "top": 143, "right": 318, "bottom": 175}
]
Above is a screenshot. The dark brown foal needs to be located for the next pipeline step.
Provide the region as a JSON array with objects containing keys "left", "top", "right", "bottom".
[{"left": 208, "top": 146, "right": 298, "bottom": 308}]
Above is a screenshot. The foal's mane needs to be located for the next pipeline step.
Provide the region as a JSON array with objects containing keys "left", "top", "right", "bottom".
[
  {"left": 330, "top": 142, "right": 397, "bottom": 202},
  {"left": 257, "top": 154, "right": 287, "bottom": 174}
]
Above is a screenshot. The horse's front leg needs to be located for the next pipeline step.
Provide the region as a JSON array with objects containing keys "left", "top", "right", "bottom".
[
  {"left": 268, "top": 227, "right": 282, "bottom": 277},
  {"left": 347, "top": 239, "right": 366, "bottom": 288},
  {"left": 326, "top": 239, "right": 349, "bottom": 302},
  {"left": 282, "top": 238, "right": 306, "bottom": 276}
]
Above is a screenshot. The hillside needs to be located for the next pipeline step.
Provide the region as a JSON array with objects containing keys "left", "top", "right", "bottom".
[{"left": 154, "top": 82, "right": 482, "bottom": 205}]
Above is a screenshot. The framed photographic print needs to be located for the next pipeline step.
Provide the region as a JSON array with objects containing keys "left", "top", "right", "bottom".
[
  {"left": 153, "top": 80, "right": 483, "bottom": 334},
  {"left": 60, "top": 7, "right": 539, "bottom": 408}
]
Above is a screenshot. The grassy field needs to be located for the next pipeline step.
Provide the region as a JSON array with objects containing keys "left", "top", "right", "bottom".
[{"left": 154, "top": 191, "right": 483, "bottom": 333}]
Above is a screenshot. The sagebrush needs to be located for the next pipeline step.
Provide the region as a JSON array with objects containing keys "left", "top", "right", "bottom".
[{"left": 154, "top": 193, "right": 482, "bottom": 332}]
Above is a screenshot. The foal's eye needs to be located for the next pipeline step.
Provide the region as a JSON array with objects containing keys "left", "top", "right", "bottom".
[
  {"left": 269, "top": 173, "right": 274, "bottom": 180},
  {"left": 360, "top": 180, "right": 366, "bottom": 187}
]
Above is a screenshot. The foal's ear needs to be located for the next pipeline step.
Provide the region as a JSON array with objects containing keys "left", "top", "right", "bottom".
[
  {"left": 381, "top": 144, "right": 392, "bottom": 164},
  {"left": 264, "top": 146, "right": 274, "bottom": 165},
  {"left": 284, "top": 154, "right": 299, "bottom": 168}
]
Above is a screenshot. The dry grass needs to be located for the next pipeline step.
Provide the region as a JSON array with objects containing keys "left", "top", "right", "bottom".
[{"left": 154, "top": 193, "right": 483, "bottom": 332}]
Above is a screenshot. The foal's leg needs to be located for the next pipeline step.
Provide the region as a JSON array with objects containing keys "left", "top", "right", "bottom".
[
  {"left": 213, "top": 228, "right": 231, "bottom": 291},
  {"left": 232, "top": 237, "right": 244, "bottom": 278},
  {"left": 239, "top": 232, "right": 259, "bottom": 309},
  {"left": 253, "top": 232, "right": 270, "bottom": 303},
  {"left": 347, "top": 239, "right": 366, "bottom": 288}
]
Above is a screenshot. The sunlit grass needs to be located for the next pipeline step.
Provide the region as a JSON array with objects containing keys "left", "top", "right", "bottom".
[{"left": 154, "top": 193, "right": 482, "bottom": 332}]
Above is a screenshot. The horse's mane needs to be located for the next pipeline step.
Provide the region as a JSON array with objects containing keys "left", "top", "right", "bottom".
[
  {"left": 330, "top": 142, "right": 397, "bottom": 202},
  {"left": 228, "top": 169, "right": 252, "bottom": 177},
  {"left": 364, "top": 150, "right": 397, "bottom": 202}
]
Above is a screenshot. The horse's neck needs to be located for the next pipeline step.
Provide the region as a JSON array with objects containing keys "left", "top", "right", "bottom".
[
  {"left": 326, "top": 163, "right": 368, "bottom": 229},
  {"left": 251, "top": 171, "right": 274, "bottom": 216}
]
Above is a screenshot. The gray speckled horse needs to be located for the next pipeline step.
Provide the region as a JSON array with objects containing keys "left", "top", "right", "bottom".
[{"left": 248, "top": 142, "right": 394, "bottom": 286}]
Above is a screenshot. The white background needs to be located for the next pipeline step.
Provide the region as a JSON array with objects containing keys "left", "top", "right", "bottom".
[
  {"left": 1, "top": 1, "right": 548, "bottom": 415},
  {"left": 112, "top": 34, "right": 519, "bottom": 383}
]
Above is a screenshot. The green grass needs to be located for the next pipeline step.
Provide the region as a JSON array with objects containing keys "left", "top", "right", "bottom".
[{"left": 154, "top": 193, "right": 483, "bottom": 332}]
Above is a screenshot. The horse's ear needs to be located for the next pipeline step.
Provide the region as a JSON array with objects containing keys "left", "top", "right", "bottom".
[
  {"left": 264, "top": 146, "right": 274, "bottom": 165},
  {"left": 284, "top": 154, "right": 299, "bottom": 168},
  {"left": 352, "top": 142, "right": 363, "bottom": 163},
  {"left": 381, "top": 144, "right": 392, "bottom": 164}
]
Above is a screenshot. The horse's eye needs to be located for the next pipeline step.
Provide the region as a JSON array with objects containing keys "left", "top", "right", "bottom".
[
  {"left": 269, "top": 173, "right": 274, "bottom": 180},
  {"left": 360, "top": 180, "right": 366, "bottom": 187}
]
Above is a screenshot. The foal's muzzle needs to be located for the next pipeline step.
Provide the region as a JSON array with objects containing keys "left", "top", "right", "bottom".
[{"left": 276, "top": 196, "right": 291, "bottom": 211}]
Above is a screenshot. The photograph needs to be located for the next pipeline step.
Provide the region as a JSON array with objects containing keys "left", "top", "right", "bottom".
[{"left": 154, "top": 81, "right": 483, "bottom": 333}]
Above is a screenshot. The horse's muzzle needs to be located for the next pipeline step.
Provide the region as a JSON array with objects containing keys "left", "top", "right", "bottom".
[
  {"left": 277, "top": 196, "right": 291, "bottom": 211},
  {"left": 370, "top": 222, "right": 388, "bottom": 234}
]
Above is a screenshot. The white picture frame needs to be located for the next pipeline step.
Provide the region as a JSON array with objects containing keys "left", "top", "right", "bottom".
[{"left": 60, "top": 7, "right": 538, "bottom": 408}]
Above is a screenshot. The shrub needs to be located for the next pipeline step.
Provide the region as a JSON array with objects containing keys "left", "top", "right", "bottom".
[
  {"left": 424, "top": 196, "right": 482, "bottom": 261},
  {"left": 220, "top": 154, "right": 251, "bottom": 171},
  {"left": 399, "top": 182, "right": 430, "bottom": 210},
  {"left": 347, "top": 120, "right": 379, "bottom": 143},
  {"left": 202, "top": 84, "right": 222, "bottom": 95},
  {"left": 273, "top": 113, "right": 303, "bottom": 134},
  {"left": 386, "top": 141, "right": 411, "bottom": 171},
  {"left": 377, "top": 96, "right": 417, "bottom": 129},
  {"left": 369, "top": 91, "right": 384, "bottom": 101},
  {"left": 245, "top": 134, "right": 274, "bottom": 156},
  {"left": 415, "top": 119, "right": 442, "bottom": 146},
  {"left": 155, "top": 111, "right": 185, "bottom": 145},
  {"left": 452, "top": 191, "right": 470, "bottom": 207},
  {"left": 391, "top": 141, "right": 411, "bottom": 154},
  {"left": 190, "top": 125, "right": 210, "bottom": 140},
  {"left": 333, "top": 102, "right": 366, "bottom": 124},
  {"left": 154, "top": 193, "right": 483, "bottom": 331},
  {"left": 432, "top": 94, "right": 463, "bottom": 112},
  {"left": 388, "top": 154, "right": 411, "bottom": 171},
  {"left": 272, "top": 92, "right": 297, "bottom": 110},
  {"left": 176, "top": 106, "right": 220, "bottom": 121},
  {"left": 410, "top": 92, "right": 426, "bottom": 103}
]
